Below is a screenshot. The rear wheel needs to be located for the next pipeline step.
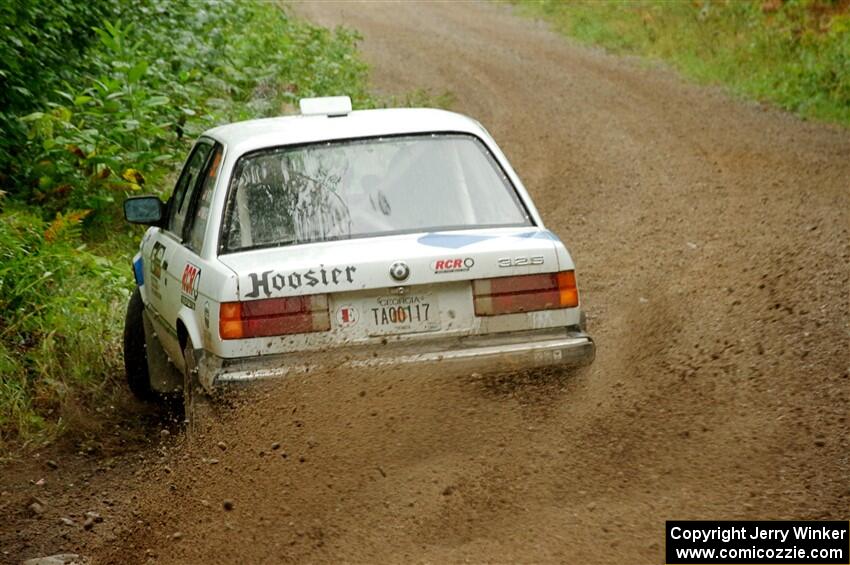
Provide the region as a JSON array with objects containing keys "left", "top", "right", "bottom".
[{"left": 123, "top": 288, "right": 156, "bottom": 401}]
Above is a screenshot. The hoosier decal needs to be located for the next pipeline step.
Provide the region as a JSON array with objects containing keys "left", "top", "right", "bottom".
[
  {"left": 246, "top": 265, "right": 357, "bottom": 298},
  {"left": 181, "top": 263, "right": 201, "bottom": 309}
]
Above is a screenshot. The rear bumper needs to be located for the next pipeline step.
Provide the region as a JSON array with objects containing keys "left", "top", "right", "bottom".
[{"left": 197, "top": 328, "right": 595, "bottom": 389}]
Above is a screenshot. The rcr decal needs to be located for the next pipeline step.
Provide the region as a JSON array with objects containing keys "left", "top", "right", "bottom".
[
  {"left": 497, "top": 256, "right": 544, "bottom": 268},
  {"left": 181, "top": 263, "right": 201, "bottom": 309},
  {"left": 432, "top": 257, "right": 474, "bottom": 274},
  {"left": 247, "top": 265, "right": 357, "bottom": 298}
]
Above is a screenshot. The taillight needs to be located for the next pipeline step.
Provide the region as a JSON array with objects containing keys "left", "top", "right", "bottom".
[
  {"left": 473, "top": 271, "right": 579, "bottom": 316},
  {"left": 219, "top": 295, "right": 330, "bottom": 340}
]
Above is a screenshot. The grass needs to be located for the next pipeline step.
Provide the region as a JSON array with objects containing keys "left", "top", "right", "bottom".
[
  {"left": 0, "top": 203, "right": 131, "bottom": 446},
  {"left": 512, "top": 0, "right": 850, "bottom": 127}
]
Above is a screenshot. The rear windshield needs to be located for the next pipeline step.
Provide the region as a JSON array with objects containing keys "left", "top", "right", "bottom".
[{"left": 220, "top": 133, "right": 531, "bottom": 253}]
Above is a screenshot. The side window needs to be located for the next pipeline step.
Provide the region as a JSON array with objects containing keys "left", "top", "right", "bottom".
[
  {"left": 167, "top": 141, "right": 213, "bottom": 238},
  {"left": 186, "top": 145, "right": 223, "bottom": 252}
]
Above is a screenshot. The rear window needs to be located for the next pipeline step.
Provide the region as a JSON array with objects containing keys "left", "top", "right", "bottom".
[{"left": 220, "top": 133, "right": 531, "bottom": 253}]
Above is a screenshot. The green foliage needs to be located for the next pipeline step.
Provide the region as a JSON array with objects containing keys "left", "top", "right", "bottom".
[
  {"left": 0, "top": 0, "right": 123, "bottom": 177},
  {"left": 514, "top": 0, "right": 850, "bottom": 126},
  {"left": 0, "top": 0, "right": 378, "bottom": 450},
  {"left": 7, "top": 1, "right": 376, "bottom": 226},
  {"left": 0, "top": 201, "right": 130, "bottom": 447}
]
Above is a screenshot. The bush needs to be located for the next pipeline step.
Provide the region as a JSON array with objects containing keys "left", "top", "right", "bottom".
[
  {"left": 0, "top": 0, "right": 124, "bottom": 178},
  {"left": 0, "top": 0, "right": 377, "bottom": 450},
  {"left": 11, "top": 1, "right": 374, "bottom": 227},
  {"left": 0, "top": 202, "right": 130, "bottom": 446}
]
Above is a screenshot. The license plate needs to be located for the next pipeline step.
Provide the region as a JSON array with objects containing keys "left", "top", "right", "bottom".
[{"left": 367, "top": 293, "right": 440, "bottom": 336}]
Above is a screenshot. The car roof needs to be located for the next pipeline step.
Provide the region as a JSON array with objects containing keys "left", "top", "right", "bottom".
[{"left": 203, "top": 108, "right": 488, "bottom": 156}]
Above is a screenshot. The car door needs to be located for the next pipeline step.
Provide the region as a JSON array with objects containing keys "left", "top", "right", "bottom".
[{"left": 147, "top": 139, "right": 215, "bottom": 364}]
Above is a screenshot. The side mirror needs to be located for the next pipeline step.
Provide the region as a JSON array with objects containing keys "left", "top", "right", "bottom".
[{"left": 124, "top": 195, "right": 165, "bottom": 225}]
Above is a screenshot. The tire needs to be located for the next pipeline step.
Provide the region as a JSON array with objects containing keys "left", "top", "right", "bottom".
[
  {"left": 123, "top": 287, "right": 156, "bottom": 401},
  {"left": 182, "top": 337, "right": 212, "bottom": 435}
]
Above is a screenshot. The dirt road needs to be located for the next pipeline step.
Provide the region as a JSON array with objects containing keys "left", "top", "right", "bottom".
[{"left": 3, "top": 2, "right": 848, "bottom": 563}]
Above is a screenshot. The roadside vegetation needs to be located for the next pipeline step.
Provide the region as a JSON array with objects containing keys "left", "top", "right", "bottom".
[
  {"left": 514, "top": 0, "right": 850, "bottom": 127},
  {"left": 0, "top": 0, "right": 377, "bottom": 453}
]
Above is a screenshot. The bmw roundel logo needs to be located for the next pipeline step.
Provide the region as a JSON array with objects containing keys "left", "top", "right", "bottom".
[{"left": 389, "top": 261, "right": 410, "bottom": 282}]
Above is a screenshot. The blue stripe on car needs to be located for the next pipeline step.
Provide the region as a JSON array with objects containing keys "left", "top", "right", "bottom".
[
  {"left": 418, "top": 230, "right": 560, "bottom": 249},
  {"left": 521, "top": 230, "right": 560, "bottom": 241},
  {"left": 417, "top": 233, "right": 496, "bottom": 249},
  {"left": 133, "top": 255, "right": 144, "bottom": 286}
]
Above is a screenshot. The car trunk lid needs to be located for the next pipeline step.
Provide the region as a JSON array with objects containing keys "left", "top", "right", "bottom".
[
  {"left": 216, "top": 226, "right": 561, "bottom": 343},
  {"left": 217, "top": 227, "right": 560, "bottom": 299}
]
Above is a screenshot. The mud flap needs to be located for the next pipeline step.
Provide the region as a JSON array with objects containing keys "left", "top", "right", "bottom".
[{"left": 142, "top": 309, "right": 183, "bottom": 394}]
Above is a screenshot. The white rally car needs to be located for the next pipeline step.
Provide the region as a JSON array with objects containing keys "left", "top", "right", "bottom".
[{"left": 123, "top": 96, "right": 594, "bottom": 420}]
